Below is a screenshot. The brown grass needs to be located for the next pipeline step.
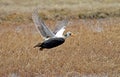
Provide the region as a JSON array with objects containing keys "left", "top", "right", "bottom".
[
  {"left": 0, "top": 17, "right": 120, "bottom": 77},
  {"left": 0, "top": 0, "right": 120, "bottom": 77}
]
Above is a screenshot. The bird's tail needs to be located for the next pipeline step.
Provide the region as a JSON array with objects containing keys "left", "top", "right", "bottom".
[
  {"left": 34, "top": 43, "right": 44, "bottom": 51},
  {"left": 33, "top": 43, "right": 42, "bottom": 48}
]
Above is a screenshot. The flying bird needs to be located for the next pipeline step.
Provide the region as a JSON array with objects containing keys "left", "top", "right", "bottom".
[{"left": 32, "top": 8, "right": 72, "bottom": 50}]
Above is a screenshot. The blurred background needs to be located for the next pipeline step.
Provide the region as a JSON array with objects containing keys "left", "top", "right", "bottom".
[
  {"left": 0, "top": 0, "right": 120, "bottom": 77},
  {"left": 0, "top": 0, "right": 120, "bottom": 21}
]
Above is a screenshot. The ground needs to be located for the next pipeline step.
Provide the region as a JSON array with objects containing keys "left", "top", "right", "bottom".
[{"left": 0, "top": 0, "right": 120, "bottom": 77}]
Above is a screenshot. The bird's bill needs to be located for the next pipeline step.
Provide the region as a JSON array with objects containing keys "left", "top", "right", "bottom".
[{"left": 71, "top": 33, "right": 75, "bottom": 37}]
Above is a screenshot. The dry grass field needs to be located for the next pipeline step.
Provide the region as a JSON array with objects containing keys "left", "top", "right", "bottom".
[{"left": 0, "top": 0, "right": 120, "bottom": 77}]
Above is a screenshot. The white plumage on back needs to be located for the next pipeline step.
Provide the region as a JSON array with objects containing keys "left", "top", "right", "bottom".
[{"left": 55, "top": 27, "right": 65, "bottom": 37}]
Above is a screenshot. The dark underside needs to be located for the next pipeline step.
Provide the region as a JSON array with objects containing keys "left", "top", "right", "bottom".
[{"left": 40, "top": 38, "right": 65, "bottom": 49}]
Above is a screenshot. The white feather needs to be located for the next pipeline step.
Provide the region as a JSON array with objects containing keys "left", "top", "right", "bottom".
[{"left": 55, "top": 27, "right": 65, "bottom": 37}]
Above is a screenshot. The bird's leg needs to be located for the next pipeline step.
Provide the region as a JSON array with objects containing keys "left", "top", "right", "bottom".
[{"left": 39, "top": 48, "right": 44, "bottom": 51}]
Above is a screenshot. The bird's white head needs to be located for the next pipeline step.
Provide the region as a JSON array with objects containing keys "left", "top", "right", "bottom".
[{"left": 64, "top": 31, "right": 72, "bottom": 38}]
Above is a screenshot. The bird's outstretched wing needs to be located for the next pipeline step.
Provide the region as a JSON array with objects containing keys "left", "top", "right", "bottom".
[
  {"left": 54, "top": 20, "right": 69, "bottom": 37},
  {"left": 32, "top": 8, "right": 55, "bottom": 39}
]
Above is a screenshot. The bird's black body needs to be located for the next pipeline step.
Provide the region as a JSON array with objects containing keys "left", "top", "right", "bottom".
[{"left": 34, "top": 38, "right": 65, "bottom": 50}]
